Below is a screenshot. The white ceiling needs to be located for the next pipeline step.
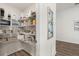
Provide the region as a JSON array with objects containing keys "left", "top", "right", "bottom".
[
  {"left": 4, "top": 3, "right": 77, "bottom": 12},
  {"left": 5, "top": 3, "right": 35, "bottom": 11},
  {"left": 56, "top": 3, "right": 76, "bottom": 12}
]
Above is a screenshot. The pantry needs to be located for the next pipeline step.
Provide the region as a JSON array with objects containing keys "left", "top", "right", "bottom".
[{"left": 0, "top": 3, "right": 36, "bottom": 56}]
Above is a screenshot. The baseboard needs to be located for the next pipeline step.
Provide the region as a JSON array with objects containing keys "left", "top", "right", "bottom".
[{"left": 56, "top": 39, "right": 79, "bottom": 45}]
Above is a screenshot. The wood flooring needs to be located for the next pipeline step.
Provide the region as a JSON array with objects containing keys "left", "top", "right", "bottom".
[
  {"left": 8, "top": 50, "right": 31, "bottom": 56},
  {"left": 56, "top": 40, "right": 79, "bottom": 56}
]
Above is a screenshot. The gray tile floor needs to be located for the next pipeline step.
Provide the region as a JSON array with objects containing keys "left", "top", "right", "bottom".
[{"left": 8, "top": 50, "right": 31, "bottom": 56}]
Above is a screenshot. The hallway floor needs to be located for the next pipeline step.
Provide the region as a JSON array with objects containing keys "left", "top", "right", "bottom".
[{"left": 56, "top": 40, "right": 79, "bottom": 56}]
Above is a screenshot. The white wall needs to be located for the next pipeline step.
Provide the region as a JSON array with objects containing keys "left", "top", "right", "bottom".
[
  {"left": 21, "top": 4, "right": 36, "bottom": 17},
  {"left": 37, "top": 3, "right": 56, "bottom": 56},
  {"left": 57, "top": 5, "right": 79, "bottom": 44},
  {"left": 0, "top": 3, "right": 36, "bottom": 19},
  {"left": 0, "top": 3, "right": 21, "bottom": 20}
]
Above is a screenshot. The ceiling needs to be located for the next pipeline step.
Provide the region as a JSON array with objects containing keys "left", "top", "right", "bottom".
[
  {"left": 56, "top": 3, "right": 76, "bottom": 12},
  {"left": 4, "top": 3, "right": 78, "bottom": 12},
  {"left": 5, "top": 3, "right": 35, "bottom": 11}
]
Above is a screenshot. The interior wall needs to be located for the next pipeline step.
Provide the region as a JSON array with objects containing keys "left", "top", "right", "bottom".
[
  {"left": 21, "top": 4, "right": 36, "bottom": 17},
  {"left": 0, "top": 3, "right": 36, "bottom": 19},
  {"left": 56, "top": 5, "right": 79, "bottom": 44},
  {"left": 0, "top": 3, "right": 21, "bottom": 20},
  {"left": 37, "top": 3, "right": 56, "bottom": 56}
]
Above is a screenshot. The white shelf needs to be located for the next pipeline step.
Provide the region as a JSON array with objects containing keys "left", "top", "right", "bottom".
[{"left": 18, "top": 24, "right": 36, "bottom": 28}]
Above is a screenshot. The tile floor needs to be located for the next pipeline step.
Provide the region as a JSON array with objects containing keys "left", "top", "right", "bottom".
[
  {"left": 0, "top": 40, "right": 36, "bottom": 56},
  {"left": 8, "top": 50, "right": 31, "bottom": 56}
]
